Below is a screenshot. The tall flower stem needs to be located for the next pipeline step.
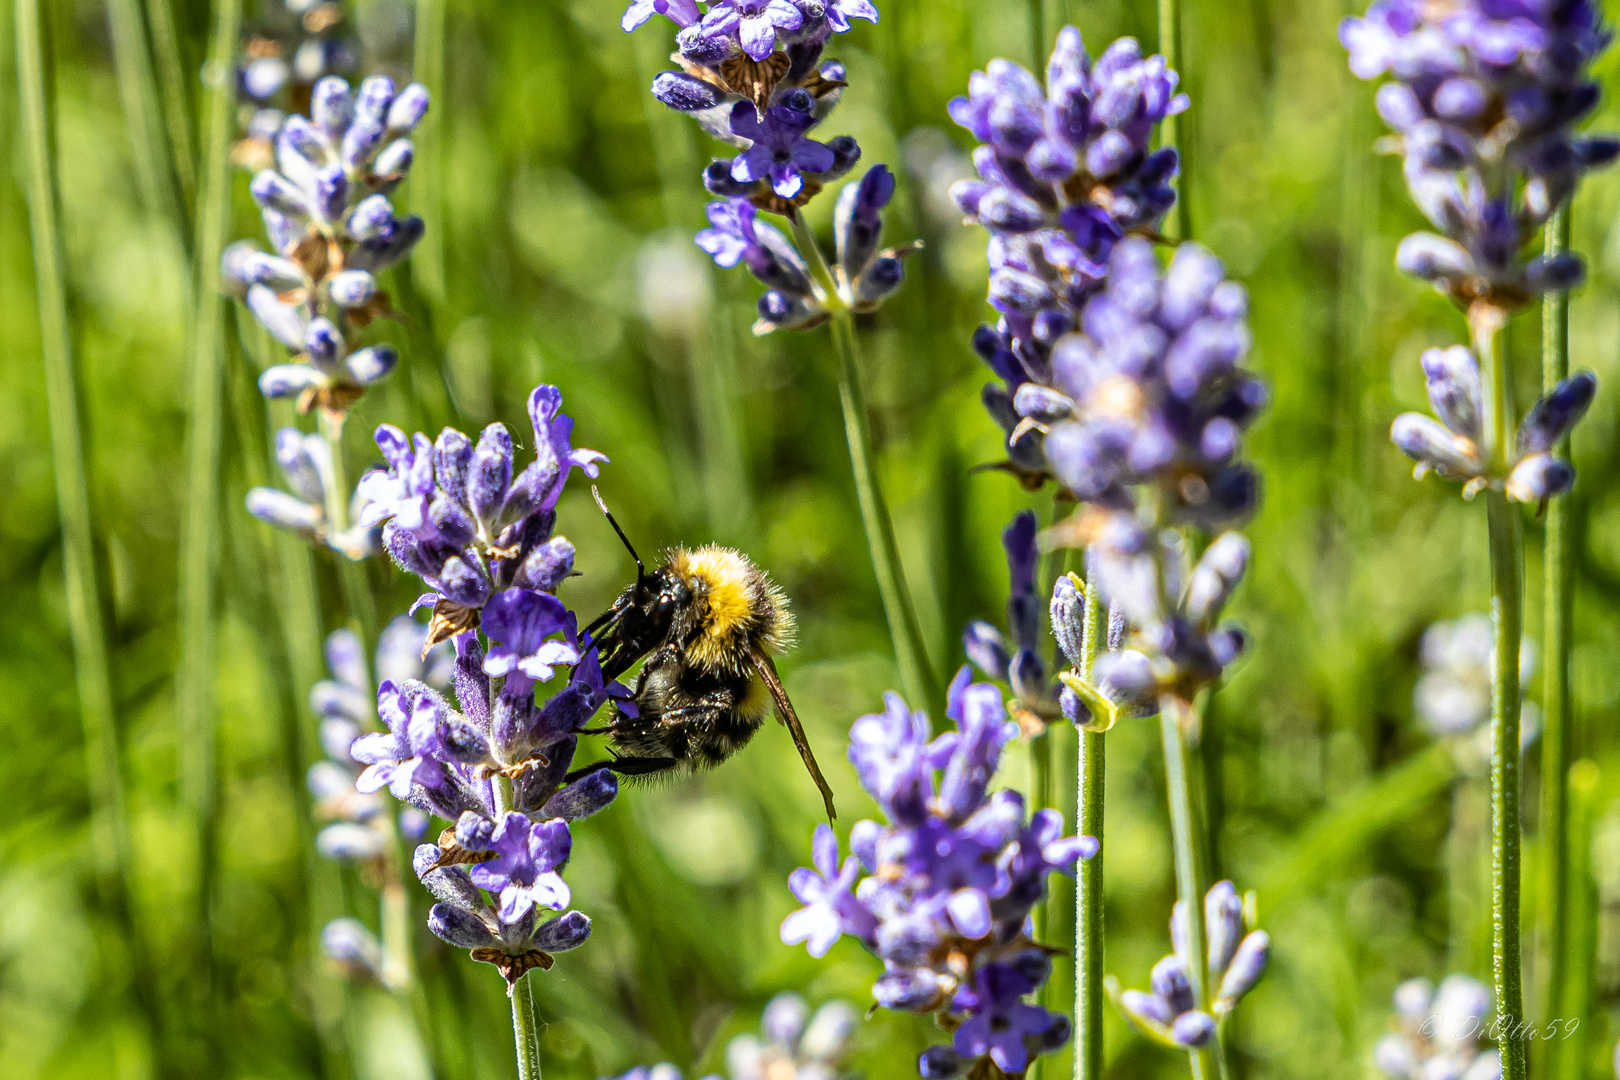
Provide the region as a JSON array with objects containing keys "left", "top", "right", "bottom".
[
  {"left": 105, "top": 0, "right": 182, "bottom": 238},
  {"left": 1472, "top": 306, "right": 1527, "bottom": 1080},
  {"left": 316, "top": 408, "right": 378, "bottom": 643},
  {"left": 144, "top": 0, "right": 196, "bottom": 208},
  {"left": 177, "top": 0, "right": 242, "bottom": 1014},
  {"left": 16, "top": 0, "right": 158, "bottom": 1045},
  {"left": 1158, "top": 0, "right": 1191, "bottom": 242},
  {"left": 1026, "top": 0, "right": 1045, "bottom": 70},
  {"left": 411, "top": 0, "right": 447, "bottom": 301},
  {"left": 1075, "top": 561, "right": 1106, "bottom": 1080},
  {"left": 790, "top": 211, "right": 937, "bottom": 714},
  {"left": 1161, "top": 699, "right": 1224, "bottom": 1080},
  {"left": 493, "top": 776, "right": 543, "bottom": 1080},
  {"left": 1538, "top": 205, "right": 1574, "bottom": 1064}
]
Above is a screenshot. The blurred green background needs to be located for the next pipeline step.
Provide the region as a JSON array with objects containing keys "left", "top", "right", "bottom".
[{"left": 8, "top": 0, "right": 1620, "bottom": 1077}]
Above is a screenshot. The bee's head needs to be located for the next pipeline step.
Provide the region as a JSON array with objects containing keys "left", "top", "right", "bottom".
[{"left": 625, "top": 565, "right": 691, "bottom": 643}]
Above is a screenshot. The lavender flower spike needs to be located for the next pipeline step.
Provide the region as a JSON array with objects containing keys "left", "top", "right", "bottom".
[{"left": 783, "top": 673, "right": 1094, "bottom": 1077}]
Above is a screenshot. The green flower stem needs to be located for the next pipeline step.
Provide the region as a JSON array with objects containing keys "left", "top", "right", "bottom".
[
  {"left": 493, "top": 776, "right": 544, "bottom": 1080},
  {"left": 1559, "top": 760, "right": 1600, "bottom": 1080},
  {"left": 316, "top": 407, "right": 378, "bottom": 643},
  {"left": 1027, "top": 0, "right": 1045, "bottom": 69},
  {"left": 1161, "top": 698, "right": 1223, "bottom": 1080},
  {"left": 17, "top": 0, "right": 155, "bottom": 1038},
  {"left": 790, "top": 211, "right": 936, "bottom": 714},
  {"left": 1472, "top": 308, "right": 1527, "bottom": 1080},
  {"left": 1538, "top": 204, "right": 1574, "bottom": 1063},
  {"left": 1158, "top": 0, "right": 1191, "bottom": 243},
  {"left": 1075, "top": 564, "right": 1106, "bottom": 1080}
]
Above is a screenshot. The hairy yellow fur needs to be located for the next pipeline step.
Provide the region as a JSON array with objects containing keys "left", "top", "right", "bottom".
[{"left": 668, "top": 544, "right": 794, "bottom": 672}]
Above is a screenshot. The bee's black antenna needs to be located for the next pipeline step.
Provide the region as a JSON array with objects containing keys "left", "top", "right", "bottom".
[{"left": 591, "top": 485, "right": 645, "bottom": 583}]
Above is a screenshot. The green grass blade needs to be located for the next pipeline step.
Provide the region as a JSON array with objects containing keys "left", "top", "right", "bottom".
[
  {"left": 411, "top": 0, "right": 446, "bottom": 301},
  {"left": 105, "top": 0, "right": 183, "bottom": 235},
  {"left": 145, "top": 0, "right": 197, "bottom": 209}
]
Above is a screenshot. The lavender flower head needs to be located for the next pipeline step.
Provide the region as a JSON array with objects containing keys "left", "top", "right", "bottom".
[
  {"left": 780, "top": 672, "right": 1096, "bottom": 1077},
  {"left": 245, "top": 425, "right": 380, "bottom": 559},
  {"left": 358, "top": 382, "right": 605, "bottom": 647},
  {"left": 222, "top": 71, "right": 430, "bottom": 415},
  {"left": 1116, "top": 881, "right": 1269, "bottom": 1051},
  {"left": 626, "top": 0, "right": 917, "bottom": 332},
  {"left": 1373, "top": 976, "right": 1502, "bottom": 1080},
  {"left": 1413, "top": 613, "right": 1539, "bottom": 775},
  {"left": 1341, "top": 1, "right": 1617, "bottom": 309},
  {"left": 1391, "top": 346, "right": 1595, "bottom": 505},
  {"left": 233, "top": 0, "right": 358, "bottom": 172},
  {"left": 951, "top": 29, "right": 1186, "bottom": 487}
]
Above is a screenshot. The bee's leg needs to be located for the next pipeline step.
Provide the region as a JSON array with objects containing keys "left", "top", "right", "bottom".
[{"left": 563, "top": 756, "right": 679, "bottom": 784}]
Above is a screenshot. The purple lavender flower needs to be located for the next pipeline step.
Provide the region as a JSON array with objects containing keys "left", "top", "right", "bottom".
[
  {"left": 782, "top": 673, "right": 1094, "bottom": 1077},
  {"left": 964, "top": 511, "right": 1061, "bottom": 727},
  {"left": 353, "top": 680, "right": 453, "bottom": 798},
  {"left": 1341, "top": 1, "right": 1617, "bottom": 308},
  {"left": 465, "top": 812, "right": 572, "bottom": 922},
  {"left": 245, "top": 426, "right": 381, "bottom": 558},
  {"left": 359, "top": 383, "right": 601, "bottom": 646},
  {"left": 481, "top": 588, "right": 581, "bottom": 695},
  {"left": 1117, "top": 881, "right": 1269, "bottom": 1051},
  {"left": 224, "top": 72, "right": 429, "bottom": 414},
  {"left": 1391, "top": 346, "right": 1594, "bottom": 505},
  {"left": 729, "top": 99, "right": 834, "bottom": 198}
]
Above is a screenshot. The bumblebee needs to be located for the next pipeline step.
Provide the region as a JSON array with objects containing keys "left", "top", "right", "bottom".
[{"left": 574, "top": 490, "right": 836, "bottom": 820}]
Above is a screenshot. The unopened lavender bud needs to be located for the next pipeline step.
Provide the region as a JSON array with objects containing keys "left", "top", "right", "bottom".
[
  {"left": 1391, "top": 413, "right": 1482, "bottom": 476},
  {"left": 1422, "top": 346, "right": 1482, "bottom": 441},
  {"left": 703, "top": 159, "right": 757, "bottom": 198},
  {"left": 1525, "top": 253, "right": 1585, "bottom": 293},
  {"left": 1050, "top": 575, "right": 1086, "bottom": 666},
  {"left": 1094, "top": 649, "right": 1157, "bottom": 707},
  {"left": 259, "top": 364, "right": 323, "bottom": 399},
  {"left": 222, "top": 242, "right": 304, "bottom": 293},
  {"left": 1009, "top": 648, "right": 1045, "bottom": 700},
  {"left": 431, "top": 427, "right": 473, "bottom": 507},
  {"left": 835, "top": 164, "right": 894, "bottom": 275},
  {"left": 314, "top": 164, "right": 348, "bottom": 222},
  {"left": 1170, "top": 1010, "right": 1216, "bottom": 1049},
  {"left": 1396, "top": 233, "right": 1473, "bottom": 283},
  {"left": 470, "top": 424, "right": 515, "bottom": 521},
  {"left": 386, "top": 83, "right": 430, "bottom": 130},
  {"left": 757, "top": 290, "right": 823, "bottom": 331},
  {"left": 345, "top": 345, "right": 397, "bottom": 385},
  {"left": 1060, "top": 684, "right": 1089, "bottom": 724},
  {"left": 1150, "top": 953, "right": 1195, "bottom": 1015},
  {"left": 1214, "top": 930, "right": 1269, "bottom": 1008},
  {"left": 322, "top": 917, "right": 384, "bottom": 975},
  {"left": 248, "top": 284, "right": 310, "bottom": 350},
  {"left": 305, "top": 318, "right": 343, "bottom": 367},
  {"left": 853, "top": 256, "right": 906, "bottom": 306},
  {"left": 990, "top": 268, "right": 1054, "bottom": 312},
  {"left": 250, "top": 169, "right": 310, "bottom": 217},
  {"left": 247, "top": 488, "right": 323, "bottom": 532},
  {"left": 319, "top": 717, "right": 361, "bottom": 762},
  {"left": 1375, "top": 83, "right": 1425, "bottom": 131},
  {"left": 317, "top": 822, "right": 387, "bottom": 861},
  {"left": 354, "top": 74, "right": 396, "bottom": 123},
  {"left": 963, "top": 620, "right": 1011, "bottom": 681},
  {"left": 1186, "top": 533, "right": 1249, "bottom": 623},
  {"left": 1204, "top": 880, "right": 1244, "bottom": 979},
  {"left": 539, "top": 767, "right": 619, "bottom": 821},
  {"left": 342, "top": 119, "right": 386, "bottom": 172},
  {"left": 653, "top": 70, "right": 724, "bottom": 111},
  {"left": 353, "top": 215, "right": 424, "bottom": 270},
  {"left": 328, "top": 269, "right": 378, "bottom": 307},
  {"left": 1208, "top": 625, "right": 1246, "bottom": 667},
  {"left": 1120, "top": 989, "right": 1174, "bottom": 1028},
  {"left": 311, "top": 76, "right": 354, "bottom": 139},
  {"left": 428, "top": 902, "right": 499, "bottom": 948},
  {"left": 399, "top": 807, "right": 429, "bottom": 840},
  {"left": 348, "top": 194, "right": 396, "bottom": 240},
  {"left": 1374, "top": 1033, "right": 1418, "bottom": 1078},
  {"left": 1014, "top": 383, "right": 1075, "bottom": 422},
  {"left": 517, "top": 536, "right": 576, "bottom": 592},
  {"left": 533, "top": 910, "right": 592, "bottom": 952},
  {"left": 373, "top": 139, "right": 414, "bottom": 179},
  {"left": 1518, "top": 371, "right": 1596, "bottom": 454},
  {"left": 918, "top": 1046, "right": 970, "bottom": 1079},
  {"left": 1505, "top": 453, "right": 1574, "bottom": 503},
  {"left": 980, "top": 187, "right": 1048, "bottom": 233}
]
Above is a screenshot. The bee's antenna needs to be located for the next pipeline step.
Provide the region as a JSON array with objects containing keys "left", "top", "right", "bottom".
[{"left": 591, "top": 485, "right": 645, "bottom": 582}]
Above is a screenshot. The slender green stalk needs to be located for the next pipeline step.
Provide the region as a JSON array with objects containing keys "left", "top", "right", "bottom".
[
  {"left": 411, "top": 0, "right": 447, "bottom": 301},
  {"left": 316, "top": 408, "right": 379, "bottom": 642},
  {"left": 105, "top": 0, "right": 180, "bottom": 233},
  {"left": 1158, "top": 0, "right": 1190, "bottom": 243},
  {"left": 16, "top": 0, "right": 154, "bottom": 1040},
  {"left": 1538, "top": 205, "right": 1574, "bottom": 1062},
  {"left": 1558, "top": 760, "right": 1599, "bottom": 1080},
  {"left": 177, "top": 0, "right": 240, "bottom": 1005},
  {"left": 144, "top": 0, "right": 197, "bottom": 208},
  {"left": 1074, "top": 561, "right": 1105, "bottom": 1080},
  {"left": 1472, "top": 309, "right": 1527, "bottom": 1080},
  {"left": 788, "top": 212, "right": 935, "bottom": 712},
  {"left": 494, "top": 776, "right": 544, "bottom": 1080},
  {"left": 1162, "top": 699, "right": 1222, "bottom": 1080}
]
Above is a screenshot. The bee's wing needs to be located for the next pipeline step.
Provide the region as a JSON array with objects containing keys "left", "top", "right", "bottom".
[{"left": 750, "top": 649, "right": 836, "bottom": 821}]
